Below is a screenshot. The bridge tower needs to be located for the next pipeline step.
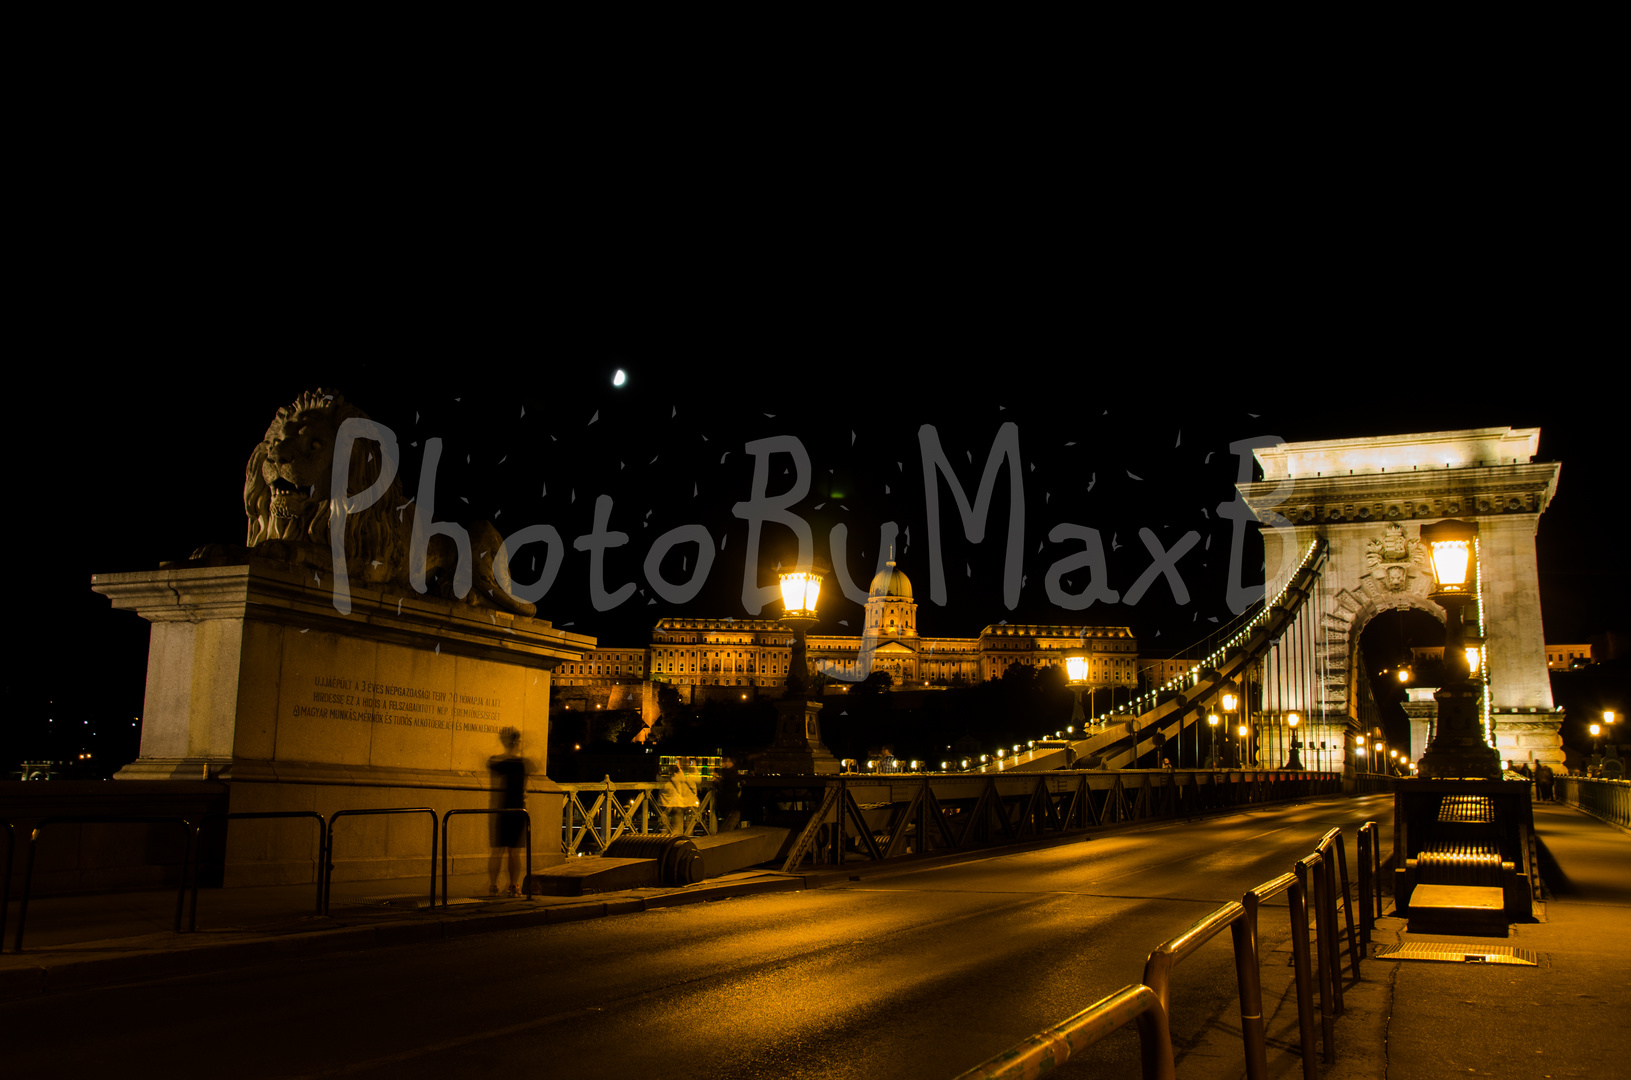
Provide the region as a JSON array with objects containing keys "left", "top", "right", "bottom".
[{"left": 1240, "top": 427, "right": 1563, "bottom": 770}]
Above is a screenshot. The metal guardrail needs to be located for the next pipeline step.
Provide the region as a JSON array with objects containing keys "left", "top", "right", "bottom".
[
  {"left": 1556, "top": 776, "right": 1631, "bottom": 829},
  {"left": 324, "top": 808, "right": 437, "bottom": 915},
  {"left": 560, "top": 779, "right": 717, "bottom": 855},
  {"left": 12, "top": 816, "right": 197, "bottom": 953},
  {"left": 1357, "top": 821, "right": 1383, "bottom": 951},
  {"left": 441, "top": 809, "right": 531, "bottom": 906},
  {"left": 952, "top": 984, "right": 1176, "bottom": 1080},
  {"left": 953, "top": 823, "right": 1370, "bottom": 1079},
  {"left": 192, "top": 811, "right": 328, "bottom": 929}
]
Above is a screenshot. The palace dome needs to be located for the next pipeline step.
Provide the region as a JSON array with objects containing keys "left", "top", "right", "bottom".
[{"left": 868, "top": 560, "right": 913, "bottom": 600}]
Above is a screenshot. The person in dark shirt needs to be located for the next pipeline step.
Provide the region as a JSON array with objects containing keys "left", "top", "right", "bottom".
[
  {"left": 715, "top": 756, "right": 743, "bottom": 832},
  {"left": 488, "top": 727, "right": 529, "bottom": 896}
]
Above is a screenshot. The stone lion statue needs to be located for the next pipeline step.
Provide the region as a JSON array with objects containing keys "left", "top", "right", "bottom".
[{"left": 196, "top": 388, "right": 535, "bottom": 617}]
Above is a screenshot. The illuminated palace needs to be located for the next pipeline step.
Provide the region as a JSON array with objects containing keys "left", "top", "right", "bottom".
[{"left": 554, "top": 559, "right": 1166, "bottom": 701}]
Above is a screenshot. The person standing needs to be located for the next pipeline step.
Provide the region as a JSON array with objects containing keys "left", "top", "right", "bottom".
[
  {"left": 715, "top": 756, "right": 744, "bottom": 832},
  {"left": 488, "top": 727, "right": 530, "bottom": 897},
  {"left": 661, "top": 759, "right": 699, "bottom": 835}
]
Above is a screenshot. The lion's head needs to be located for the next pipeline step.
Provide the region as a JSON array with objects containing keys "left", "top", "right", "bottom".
[{"left": 245, "top": 389, "right": 407, "bottom": 585}]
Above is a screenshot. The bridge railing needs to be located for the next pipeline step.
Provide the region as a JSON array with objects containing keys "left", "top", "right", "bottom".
[
  {"left": 559, "top": 779, "right": 718, "bottom": 856},
  {"left": 953, "top": 823, "right": 1368, "bottom": 1080},
  {"left": 760, "top": 769, "right": 1340, "bottom": 873},
  {"left": 1555, "top": 776, "right": 1631, "bottom": 829}
]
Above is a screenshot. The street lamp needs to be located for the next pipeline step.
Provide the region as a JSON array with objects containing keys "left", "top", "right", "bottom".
[
  {"left": 1355, "top": 733, "right": 1366, "bottom": 776},
  {"left": 1237, "top": 724, "right": 1251, "bottom": 769},
  {"left": 1219, "top": 684, "right": 1239, "bottom": 768},
  {"left": 1286, "top": 712, "right": 1304, "bottom": 769},
  {"left": 1414, "top": 519, "right": 1500, "bottom": 780},
  {"left": 1206, "top": 713, "right": 1220, "bottom": 769},
  {"left": 1065, "top": 647, "right": 1089, "bottom": 730},
  {"left": 758, "top": 558, "right": 840, "bottom": 774}
]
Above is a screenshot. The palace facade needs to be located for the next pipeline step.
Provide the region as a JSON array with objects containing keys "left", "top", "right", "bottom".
[{"left": 553, "top": 559, "right": 1147, "bottom": 698}]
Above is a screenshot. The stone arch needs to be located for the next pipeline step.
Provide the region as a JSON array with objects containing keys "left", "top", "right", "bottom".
[{"left": 1327, "top": 587, "right": 1445, "bottom": 724}]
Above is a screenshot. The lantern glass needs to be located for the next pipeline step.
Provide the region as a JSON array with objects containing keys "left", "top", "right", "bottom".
[
  {"left": 1287, "top": 713, "right": 1299, "bottom": 728},
  {"left": 1221, "top": 692, "right": 1237, "bottom": 713},
  {"left": 779, "top": 570, "right": 822, "bottom": 615},
  {"left": 1430, "top": 540, "right": 1470, "bottom": 588},
  {"left": 1065, "top": 654, "right": 1089, "bottom": 683}
]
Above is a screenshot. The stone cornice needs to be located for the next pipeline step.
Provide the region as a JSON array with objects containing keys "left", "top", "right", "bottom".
[
  {"left": 1238, "top": 460, "right": 1560, "bottom": 526},
  {"left": 92, "top": 559, "right": 597, "bottom": 667}
]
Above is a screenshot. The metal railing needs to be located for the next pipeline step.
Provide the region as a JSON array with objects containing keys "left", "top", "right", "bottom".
[
  {"left": 324, "top": 808, "right": 437, "bottom": 915},
  {"left": 192, "top": 811, "right": 328, "bottom": 929},
  {"left": 1556, "top": 776, "right": 1631, "bottom": 829},
  {"left": 11, "top": 816, "right": 198, "bottom": 953},
  {"left": 953, "top": 823, "right": 1370, "bottom": 1079},
  {"left": 560, "top": 779, "right": 716, "bottom": 856},
  {"left": 953, "top": 984, "right": 1176, "bottom": 1080},
  {"left": 441, "top": 809, "right": 531, "bottom": 906}
]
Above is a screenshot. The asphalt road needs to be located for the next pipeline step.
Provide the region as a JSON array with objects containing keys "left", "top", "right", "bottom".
[{"left": 6, "top": 795, "right": 1394, "bottom": 1080}]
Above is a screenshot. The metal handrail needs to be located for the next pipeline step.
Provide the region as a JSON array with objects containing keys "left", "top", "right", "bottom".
[
  {"left": 1242, "top": 872, "right": 1317, "bottom": 1080},
  {"left": 953, "top": 821, "right": 1381, "bottom": 1080},
  {"left": 441, "top": 809, "right": 531, "bottom": 906},
  {"left": 324, "top": 808, "right": 436, "bottom": 915},
  {"left": 12, "top": 816, "right": 197, "bottom": 953},
  {"left": 1141, "top": 901, "right": 1250, "bottom": 1019},
  {"left": 1555, "top": 776, "right": 1631, "bottom": 828},
  {"left": 1296, "top": 853, "right": 1336, "bottom": 1062},
  {"left": 951, "top": 983, "right": 1175, "bottom": 1080},
  {"left": 1317, "top": 828, "right": 1362, "bottom": 980},
  {"left": 192, "top": 811, "right": 328, "bottom": 929},
  {"left": 559, "top": 779, "right": 718, "bottom": 855}
]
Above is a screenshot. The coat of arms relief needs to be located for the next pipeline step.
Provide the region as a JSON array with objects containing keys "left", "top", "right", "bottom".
[{"left": 1360, "top": 523, "right": 1433, "bottom": 601}]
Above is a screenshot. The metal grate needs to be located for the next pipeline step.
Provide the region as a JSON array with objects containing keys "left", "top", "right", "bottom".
[
  {"left": 1437, "top": 795, "right": 1495, "bottom": 823},
  {"left": 1373, "top": 943, "right": 1538, "bottom": 965}
]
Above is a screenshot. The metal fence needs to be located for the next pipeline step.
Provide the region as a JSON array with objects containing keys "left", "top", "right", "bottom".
[
  {"left": 953, "top": 823, "right": 1369, "bottom": 1080},
  {"left": 1555, "top": 776, "right": 1631, "bottom": 829},
  {"left": 559, "top": 780, "right": 718, "bottom": 856}
]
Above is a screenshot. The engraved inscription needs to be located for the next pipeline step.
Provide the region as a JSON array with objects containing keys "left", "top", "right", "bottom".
[{"left": 292, "top": 674, "right": 502, "bottom": 734}]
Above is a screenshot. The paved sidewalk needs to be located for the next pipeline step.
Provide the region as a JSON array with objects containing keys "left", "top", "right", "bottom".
[{"left": 1314, "top": 802, "right": 1629, "bottom": 1080}]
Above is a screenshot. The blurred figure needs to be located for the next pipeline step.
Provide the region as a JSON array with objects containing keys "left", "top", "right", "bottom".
[
  {"left": 715, "top": 756, "right": 743, "bottom": 832},
  {"left": 1535, "top": 761, "right": 1555, "bottom": 802},
  {"left": 661, "top": 759, "right": 699, "bottom": 835},
  {"left": 488, "top": 727, "right": 529, "bottom": 896}
]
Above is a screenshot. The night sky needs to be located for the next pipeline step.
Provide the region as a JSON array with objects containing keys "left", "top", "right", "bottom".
[{"left": 14, "top": 309, "right": 1625, "bottom": 774}]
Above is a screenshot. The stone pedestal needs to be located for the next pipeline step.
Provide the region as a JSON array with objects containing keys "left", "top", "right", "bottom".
[
  {"left": 753, "top": 697, "right": 840, "bottom": 775},
  {"left": 93, "top": 558, "right": 595, "bottom": 885}
]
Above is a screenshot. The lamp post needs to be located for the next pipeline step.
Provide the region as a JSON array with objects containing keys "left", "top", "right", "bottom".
[
  {"left": 1237, "top": 724, "right": 1251, "bottom": 769},
  {"left": 1415, "top": 520, "right": 1501, "bottom": 780},
  {"left": 1065, "top": 648, "right": 1089, "bottom": 730},
  {"left": 1286, "top": 712, "right": 1304, "bottom": 769},
  {"left": 1206, "top": 713, "right": 1220, "bottom": 769},
  {"left": 1355, "top": 733, "right": 1366, "bottom": 776},
  {"left": 756, "top": 559, "right": 840, "bottom": 775},
  {"left": 1220, "top": 684, "right": 1239, "bottom": 768}
]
